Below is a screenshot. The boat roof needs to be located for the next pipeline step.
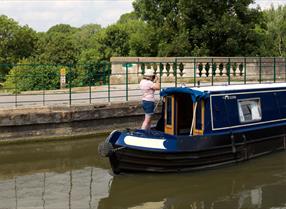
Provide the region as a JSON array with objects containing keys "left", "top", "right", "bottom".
[
  {"left": 192, "top": 83, "right": 286, "bottom": 92},
  {"left": 160, "top": 83, "right": 286, "bottom": 102}
]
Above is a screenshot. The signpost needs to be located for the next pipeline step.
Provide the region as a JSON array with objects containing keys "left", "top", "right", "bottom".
[{"left": 60, "top": 68, "right": 66, "bottom": 88}]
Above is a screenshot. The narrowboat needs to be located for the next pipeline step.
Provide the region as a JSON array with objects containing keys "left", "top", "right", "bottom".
[{"left": 98, "top": 83, "right": 286, "bottom": 174}]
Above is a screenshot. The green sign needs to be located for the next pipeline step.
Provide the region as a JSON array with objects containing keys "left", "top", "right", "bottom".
[{"left": 122, "top": 63, "right": 133, "bottom": 68}]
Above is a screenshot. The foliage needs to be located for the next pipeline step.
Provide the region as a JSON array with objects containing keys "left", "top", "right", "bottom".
[
  {"left": 0, "top": 15, "right": 38, "bottom": 78},
  {"left": 262, "top": 5, "right": 286, "bottom": 57},
  {"left": 93, "top": 24, "right": 130, "bottom": 60},
  {"left": 3, "top": 60, "right": 111, "bottom": 92},
  {"left": 1, "top": 4, "right": 286, "bottom": 91},
  {"left": 46, "top": 24, "right": 78, "bottom": 34},
  {"left": 73, "top": 24, "right": 102, "bottom": 50},
  {"left": 37, "top": 27, "right": 81, "bottom": 65},
  {"left": 72, "top": 62, "right": 111, "bottom": 87},
  {"left": 4, "top": 60, "right": 60, "bottom": 92},
  {"left": 133, "top": 0, "right": 265, "bottom": 56}
]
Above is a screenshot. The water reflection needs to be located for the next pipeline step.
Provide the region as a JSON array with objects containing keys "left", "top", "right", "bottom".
[
  {"left": 0, "top": 138, "right": 112, "bottom": 209},
  {"left": 0, "top": 138, "right": 285, "bottom": 209},
  {"left": 98, "top": 151, "right": 286, "bottom": 209},
  {"left": 0, "top": 167, "right": 112, "bottom": 209}
]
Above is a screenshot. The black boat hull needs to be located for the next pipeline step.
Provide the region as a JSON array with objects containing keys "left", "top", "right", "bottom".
[{"left": 108, "top": 127, "right": 286, "bottom": 173}]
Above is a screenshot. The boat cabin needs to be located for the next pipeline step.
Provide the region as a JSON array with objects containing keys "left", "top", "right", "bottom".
[{"left": 160, "top": 83, "right": 286, "bottom": 136}]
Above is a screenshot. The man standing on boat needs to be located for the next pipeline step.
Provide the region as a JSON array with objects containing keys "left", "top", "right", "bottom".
[{"left": 139, "top": 69, "right": 160, "bottom": 130}]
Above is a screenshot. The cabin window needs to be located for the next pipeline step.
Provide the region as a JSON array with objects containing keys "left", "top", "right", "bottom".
[
  {"left": 238, "top": 99, "right": 262, "bottom": 123},
  {"left": 166, "top": 97, "right": 172, "bottom": 125}
]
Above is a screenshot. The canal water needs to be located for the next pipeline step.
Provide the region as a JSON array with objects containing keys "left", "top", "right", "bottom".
[{"left": 0, "top": 137, "right": 285, "bottom": 209}]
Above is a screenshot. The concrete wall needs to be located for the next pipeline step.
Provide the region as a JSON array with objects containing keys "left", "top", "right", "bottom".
[{"left": 0, "top": 102, "right": 161, "bottom": 143}]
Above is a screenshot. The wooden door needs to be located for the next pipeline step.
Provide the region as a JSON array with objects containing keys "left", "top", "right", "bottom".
[
  {"left": 164, "top": 96, "right": 176, "bottom": 135},
  {"left": 193, "top": 100, "right": 205, "bottom": 135}
]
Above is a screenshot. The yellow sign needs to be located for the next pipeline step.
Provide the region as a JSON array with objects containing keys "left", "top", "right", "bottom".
[
  {"left": 60, "top": 68, "right": 66, "bottom": 88},
  {"left": 60, "top": 68, "right": 66, "bottom": 76}
]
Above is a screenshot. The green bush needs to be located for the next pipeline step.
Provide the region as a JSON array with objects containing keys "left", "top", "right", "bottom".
[
  {"left": 4, "top": 62, "right": 60, "bottom": 92},
  {"left": 3, "top": 61, "right": 111, "bottom": 92}
]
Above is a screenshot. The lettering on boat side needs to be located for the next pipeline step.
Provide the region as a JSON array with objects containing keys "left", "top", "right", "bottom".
[
  {"left": 124, "top": 136, "right": 166, "bottom": 150},
  {"left": 223, "top": 95, "right": 237, "bottom": 100}
]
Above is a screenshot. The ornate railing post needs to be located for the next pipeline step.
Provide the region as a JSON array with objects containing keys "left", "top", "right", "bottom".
[
  {"left": 198, "top": 62, "right": 203, "bottom": 77},
  {"left": 159, "top": 62, "right": 163, "bottom": 89},
  {"left": 232, "top": 62, "right": 237, "bottom": 77},
  {"left": 239, "top": 63, "right": 243, "bottom": 76},
  {"left": 227, "top": 58, "right": 231, "bottom": 85},
  {"left": 173, "top": 60, "right": 177, "bottom": 87},
  {"left": 194, "top": 58, "right": 197, "bottom": 86},
  {"left": 211, "top": 58, "right": 215, "bottom": 86},
  {"left": 166, "top": 63, "right": 170, "bottom": 77},
  {"left": 141, "top": 63, "right": 145, "bottom": 76},
  {"left": 219, "top": 63, "right": 223, "bottom": 77},
  {"left": 179, "top": 63, "right": 184, "bottom": 77},
  {"left": 205, "top": 62, "right": 210, "bottom": 77}
]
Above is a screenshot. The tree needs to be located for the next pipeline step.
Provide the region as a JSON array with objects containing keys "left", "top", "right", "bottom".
[
  {"left": 37, "top": 24, "right": 80, "bottom": 65},
  {"left": 46, "top": 24, "right": 78, "bottom": 34},
  {"left": 133, "top": 0, "right": 264, "bottom": 56},
  {"left": 0, "top": 15, "right": 38, "bottom": 78},
  {"left": 263, "top": 5, "right": 286, "bottom": 57},
  {"left": 73, "top": 24, "right": 102, "bottom": 50},
  {"left": 93, "top": 24, "right": 130, "bottom": 60},
  {"left": 117, "top": 12, "right": 139, "bottom": 24},
  {"left": 117, "top": 12, "right": 158, "bottom": 56}
]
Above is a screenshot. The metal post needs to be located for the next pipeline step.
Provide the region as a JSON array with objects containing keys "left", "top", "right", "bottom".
[
  {"left": 68, "top": 65, "right": 72, "bottom": 106},
  {"left": 42, "top": 172, "right": 46, "bottom": 209},
  {"left": 274, "top": 57, "right": 276, "bottom": 83},
  {"left": 159, "top": 63, "right": 163, "bottom": 90},
  {"left": 14, "top": 177, "right": 18, "bottom": 209},
  {"left": 194, "top": 58, "right": 197, "bottom": 87},
  {"left": 89, "top": 64, "right": 92, "bottom": 104},
  {"left": 108, "top": 63, "right": 111, "bottom": 103},
  {"left": 211, "top": 58, "right": 214, "bottom": 86},
  {"left": 244, "top": 57, "right": 247, "bottom": 84},
  {"left": 259, "top": 57, "right": 262, "bottom": 83},
  {"left": 103, "top": 62, "right": 106, "bottom": 85},
  {"left": 42, "top": 66, "right": 45, "bottom": 106},
  {"left": 174, "top": 59, "right": 177, "bottom": 87},
  {"left": 15, "top": 74, "right": 18, "bottom": 107},
  {"left": 125, "top": 64, "right": 128, "bottom": 101},
  {"left": 228, "top": 58, "right": 231, "bottom": 85}
]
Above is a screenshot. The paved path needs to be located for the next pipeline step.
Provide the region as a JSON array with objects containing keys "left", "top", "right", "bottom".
[
  {"left": 0, "top": 81, "right": 253, "bottom": 109},
  {"left": 0, "top": 84, "right": 174, "bottom": 108}
]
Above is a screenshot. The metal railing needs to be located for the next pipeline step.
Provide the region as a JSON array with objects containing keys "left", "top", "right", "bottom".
[{"left": 0, "top": 57, "right": 285, "bottom": 108}]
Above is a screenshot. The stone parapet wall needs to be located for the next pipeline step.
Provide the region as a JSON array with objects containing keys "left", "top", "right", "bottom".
[
  {"left": 110, "top": 57, "right": 286, "bottom": 85},
  {"left": 0, "top": 102, "right": 161, "bottom": 142}
]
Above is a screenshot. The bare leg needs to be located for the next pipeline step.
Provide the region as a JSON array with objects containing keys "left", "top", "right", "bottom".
[{"left": 141, "top": 114, "right": 152, "bottom": 130}]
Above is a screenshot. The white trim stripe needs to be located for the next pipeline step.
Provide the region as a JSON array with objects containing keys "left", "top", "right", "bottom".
[
  {"left": 193, "top": 83, "right": 286, "bottom": 93},
  {"left": 124, "top": 136, "right": 166, "bottom": 150}
]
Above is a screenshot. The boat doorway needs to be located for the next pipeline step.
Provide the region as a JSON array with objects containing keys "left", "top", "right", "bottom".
[{"left": 164, "top": 93, "right": 193, "bottom": 135}]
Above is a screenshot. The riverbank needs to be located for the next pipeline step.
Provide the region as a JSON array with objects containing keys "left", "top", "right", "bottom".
[{"left": 0, "top": 101, "right": 161, "bottom": 145}]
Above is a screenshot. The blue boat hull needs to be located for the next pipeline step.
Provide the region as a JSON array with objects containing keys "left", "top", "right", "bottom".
[{"left": 100, "top": 126, "right": 286, "bottom": 174}]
